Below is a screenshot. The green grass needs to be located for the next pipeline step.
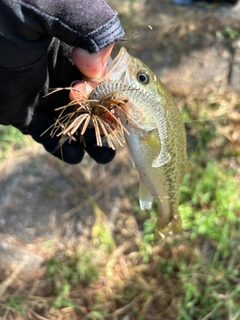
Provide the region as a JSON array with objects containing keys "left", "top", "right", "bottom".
[
  {"left": 0, "top": 125, "right": 24, "bottom": 160},
  {"left": 180, "top": 161, "right": 240, "bottom": 242},
  {"left": 174, "top": 102, "right": 240, "bottom": 319},
  {"left": 3, "top": 295, "right": 27, "bottom": 317},
  {"left": 178, "top": 162, "right": 240, "bottom": 319},
  {"left": 45, "top": 248, "right": 99, "bottom": 308}
]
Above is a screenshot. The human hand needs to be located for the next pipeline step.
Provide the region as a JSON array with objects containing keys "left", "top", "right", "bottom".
[
  {"left": 0, "top": 0, "right": 124, "bottom": 164},
  {"left": 70, "top": 43, "right": 117, "bottom": 163},
  {"left": 28, "top": 44, "right": 116, "bottom": 165},
  {"left": 70, "top": 43, "right": 114, "bottom": 99}
]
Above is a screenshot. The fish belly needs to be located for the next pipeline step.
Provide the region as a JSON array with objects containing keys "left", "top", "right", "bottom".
[
  {"left": 125, "top": 128, "right": 169, "bottom": 210},
  {"left": 125, "top": 126, "right": 182, "bottom": 235}
]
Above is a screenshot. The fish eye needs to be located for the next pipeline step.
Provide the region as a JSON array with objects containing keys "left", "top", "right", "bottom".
[{"left": 137, "top": 71, "right": 150, "bottom": 84}]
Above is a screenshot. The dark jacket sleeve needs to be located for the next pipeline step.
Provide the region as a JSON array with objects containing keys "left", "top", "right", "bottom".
[{"left": 0, "top": 0, "right": 124, "bottom": 129}]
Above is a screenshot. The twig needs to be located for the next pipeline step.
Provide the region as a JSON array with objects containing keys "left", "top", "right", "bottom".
[
  {"left": 27, "top": 307, "right": 49, "bottom": 320},
  {"left": 200, "top": 302, "right": 222, "bottom": 320},
  {"left": 0, "top": 259, "right": 28, "bottom": 300},
  {"left": 112, "top": 297, "right": 138, "bottom": 317}
]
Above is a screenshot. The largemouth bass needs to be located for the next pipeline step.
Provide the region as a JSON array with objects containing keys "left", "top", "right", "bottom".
[{"left": 90, "top": 48, "right": 191, "bottom": 236}]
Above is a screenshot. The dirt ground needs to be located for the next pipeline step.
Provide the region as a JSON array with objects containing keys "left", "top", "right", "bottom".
[{"left": 0, "top": 0, "right": 240, "bottom": 302}]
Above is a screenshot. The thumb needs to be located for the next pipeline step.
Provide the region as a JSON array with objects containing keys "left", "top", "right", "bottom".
[{"left": 72, "top": 43, "right": 114, "bottom": 79}]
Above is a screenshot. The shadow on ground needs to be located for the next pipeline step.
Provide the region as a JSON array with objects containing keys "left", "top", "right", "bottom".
[{"left": 0, "top": 143, "right": 139, "bottom": 274}]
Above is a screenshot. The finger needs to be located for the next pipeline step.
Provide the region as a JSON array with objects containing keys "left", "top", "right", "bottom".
[
  {"left": 69, "top": 81, "right": 95, "bottom": 100},
  {"left": 72, "top": 43, "right": 114, "bottom": 79}
]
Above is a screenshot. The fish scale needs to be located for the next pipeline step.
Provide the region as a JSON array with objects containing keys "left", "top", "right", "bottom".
[
  {"left": 90, "top": 81, "right": 171, "bottom": 167},
  {"left": 91, "top": 48, "right": 191, "bottom": 237}
]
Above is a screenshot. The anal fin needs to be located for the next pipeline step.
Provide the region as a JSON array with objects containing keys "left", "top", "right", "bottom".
[{"left": 139, "top": 181, "right": 154, "bottom": 210}]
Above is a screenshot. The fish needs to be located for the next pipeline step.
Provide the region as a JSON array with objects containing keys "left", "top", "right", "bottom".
[{"left": 90, "top": 47, "right": 191, "bottom": 237}]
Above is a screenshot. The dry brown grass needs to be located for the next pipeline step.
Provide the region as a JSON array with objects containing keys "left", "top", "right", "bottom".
[{"left": 0, "top": 233, "right": 197, "bottom": 320}]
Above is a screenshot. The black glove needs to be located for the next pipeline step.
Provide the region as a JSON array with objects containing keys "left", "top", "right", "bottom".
[
  {"left": 0, "top": 0, "right": 124, "bottom": 164},
  {"left": 27, "top": 111, "right": 116, "bottom": 164}
]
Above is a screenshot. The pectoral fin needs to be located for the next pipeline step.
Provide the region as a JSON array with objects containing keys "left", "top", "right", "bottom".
[
  {"left": 139, "top": 181, "right": 154, "bottom": 210},
  {"left": 140, "top": 129, "right": 171, "bottom": 168},
  {"left": 152, "top": 146, "right": 171, "bottom": 168}
]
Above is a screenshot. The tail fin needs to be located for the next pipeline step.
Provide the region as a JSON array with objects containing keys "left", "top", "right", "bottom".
[{"left": 155, "top": 214, "right": 182, "bottom": 239}]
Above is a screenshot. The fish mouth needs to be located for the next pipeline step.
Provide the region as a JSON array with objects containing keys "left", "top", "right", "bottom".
[{"left": 106, "top": 47, "right": 131, "bottom": 83}]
